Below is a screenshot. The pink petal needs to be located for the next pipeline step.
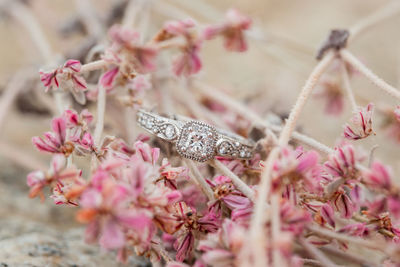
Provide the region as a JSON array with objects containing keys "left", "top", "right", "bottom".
[
  {"left": 64, "top": 59, "right": 82, "bottom": 72},
  {"left": 51, "top": 117, "right": 67, "bottom": 144},
  {"left": 174, "top": 232, "right": 194, "bottom": 262},
  {"left": 100, "top": 67, "right": 119, "bottom": 90},
  {"left": 99, "top": 219, "right": 125, "bottom": 250},
  {"left": 320, "top": 203, "right": 335, "bottom": 228},
  {"left": 32, "top": 136, "right": 59, "bottom": 153}
]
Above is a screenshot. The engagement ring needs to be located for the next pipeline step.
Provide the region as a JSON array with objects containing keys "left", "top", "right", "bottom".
[{"left": 137, "top": 109, "right": 255, "bottom": 162}]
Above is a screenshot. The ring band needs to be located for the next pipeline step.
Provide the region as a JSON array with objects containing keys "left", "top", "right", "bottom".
[{"left": 136, "top": 109, "right": 255, "bottom": 162}]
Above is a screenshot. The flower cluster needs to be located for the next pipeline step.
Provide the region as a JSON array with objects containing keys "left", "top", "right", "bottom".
[{"left": 27, "top": 6, "right": 400, "bottom": 267}]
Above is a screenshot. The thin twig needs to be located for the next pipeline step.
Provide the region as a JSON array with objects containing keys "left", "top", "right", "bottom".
[
  {"left": 74, "top": 0, "right": 104, "bottom": 39},
  {"left": 348, "top": 1, "right": 400, "bottom": 44},
  {"left": 341, "top": 49, "right": 400, "bottom": 100},
  {"left": 299, "top": 238, "right": 338, "bottom": 267},
  {"left": 308, "top": 224, "right": 390, "bottom": 254},
  {"left": 93, "top": 85, "right": 106, "bottom": 145},
  {"left": 0, "top": 71, "right": 32, "bottom": 133},
  {"left": 0, "top": 141, "right": 47, "bottom": 171},
  {"left": 340, "top": 61, "right": 358, "bottom": 111},
  {"left": 8, "top": 2, "right": 53, "bottom": 62},
  {"left": 184, "top": 159, "right": 215, "bottom": 201},
  {"left": 194, "top": 81, "right": 334, "bottom": 155},
  {"left": 210, "top": 159, "right": 255, "bottom": 201},
  {"left": 271, "top": 193, "right": 284, "bottom": 267},
  {"left": 249, "top": 51, "right": 335, "bottom": 265}
]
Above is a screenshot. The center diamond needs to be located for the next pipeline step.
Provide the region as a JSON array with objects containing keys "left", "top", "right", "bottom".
[{"left": 176, "top": 121, "right": 216, "bottom": 162}]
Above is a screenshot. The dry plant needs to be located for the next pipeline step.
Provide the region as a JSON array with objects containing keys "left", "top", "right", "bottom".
[{"left": 2, "top": 0, "right": 400, "bottom": 266}]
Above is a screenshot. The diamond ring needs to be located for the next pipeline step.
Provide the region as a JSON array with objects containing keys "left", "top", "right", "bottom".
[{"left": 137, "top": 109, "right": 255, "bottom": 162}]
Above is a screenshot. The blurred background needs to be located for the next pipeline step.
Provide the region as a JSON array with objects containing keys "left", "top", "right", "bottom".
[{"left": 0, "top": 0, "right": 399, "bottom": 265}]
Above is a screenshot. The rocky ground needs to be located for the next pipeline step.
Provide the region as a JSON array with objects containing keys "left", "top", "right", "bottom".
[{"left": 0, "top": 161, "right": 149, "bottom": 267}]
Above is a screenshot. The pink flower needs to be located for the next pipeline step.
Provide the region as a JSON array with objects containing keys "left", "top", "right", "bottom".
[
  {"left": 158, "top": 158, "right": 188, "bottom": 189},
  {"left": 203, "top": 9, "right": 251, "bottom": 52},
  {"left": 381, "top": 106, "right": 400, "bottom": 143},
  {"left": 198, "top": 219, "right": 244, "bottom": 266},
  {"left": 324, "top": 144, "right": 358, "bottom": 179},
  {"left": 39, "top": 59, "right": 88, "bottom": 104},
  {"left": 64, "top": 109, "right": 93, "bottom": 128},
  {"left": 330, "top": 190, "right": 357, "bottom": 219},
  {"left": 134, "top": 141, "right": 160, "bottom": 165},
  {"left": 162, "top": 19, "right": 202, "bottom": 76},
  {"left": 362, "top": 161, "right": 392, "bottom": 191},
  {"left": 315, "top": 79, "right": 344, "bottom": 115},
  {"left": 172, "top": 41, "right": 202, "bottom": 76},
  {"left": 27, "top": 155, "right": 81, "bottom": 200},
  {"left": 344, "top": 103, "right": 374, "bottom": 140},
  {"left": 104, "top": 25, "right": 158, "bottom": 79},
  {"left": 77, "top": 175, "right": 154, "bottom": 251},
  {"left": 32, "top": 116, "right": 74, "bottom": 156},
  {"left": 129, "top": 74, "right": 152, "bottom": 92},
  {"left": 280, "top": 199, "right": 311, "bottom": 235},
  {"left": 271, "top": 146, "right": 320, "bottom": 192},
  {"left": 99, "top": 67, "right": 120, "bottom": 91},
  {"left": 168, "top": 202, "right": 220, "bottom": 261}
]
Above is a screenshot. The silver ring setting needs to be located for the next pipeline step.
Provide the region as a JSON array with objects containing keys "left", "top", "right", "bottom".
[{"left": 137, "top": 109, "right": 255, "bottom": 162}]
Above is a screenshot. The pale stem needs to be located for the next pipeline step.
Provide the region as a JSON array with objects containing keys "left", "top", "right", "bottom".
[
  {"left": 8, "top": 2, "right": 53, "bottom": 62},
  {"left": 0, "top": 141, "right": 47, "bottom": 171},
  {"left": 210, "top": 159, "right": 255, "bottom": 201},
  {"left": 93, "top": 85, "right": 106, "bottom": 145},
  {"left": 249, "top": 52, "right": 335, "bottom": 264},
  {"left": 194, "top": 81, "right": 334, "bottom": 155},
  {"left": 320, "top": 246, "right": 378, "bottom": 266},
  {"left": 299, "top": 238, "right": 338, "bottom": 267},
  {"left": 74, "top": 0, "right": 104, "bottom": 39},
  {"left": 81, "top": 59, "right": 108, "bottom": 73},
  {"left": 0, "top": 71, "right": 31, "bottom": 133},
  {"left": 340, "top": 61, "right": 358, "bottom": 111},
  {"left": 348, "top": 1, "right": 400, "bottom": 44},
  {"left": 271, "top": 193, "right": 284, "bottom": 267},
  {"left": 308, "top": 224, "right": 390, "bottom": 254},
  {"left": 278, "top": 52, "right": 336, "bottom": 145},
  {"left": 184, "top": 159, "right": 215, "bottom": 201},
  {"left": 340, "top": 49, "right": 400, "bottom": 101},
  {"left": 122, "top": 0, "right": 142, "bottom": 27}
]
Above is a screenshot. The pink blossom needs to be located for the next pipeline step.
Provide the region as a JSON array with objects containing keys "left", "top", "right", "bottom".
[
  {"left": 27, "top": 155, "right": 81, "bottom": 200},
  {"left": 104, "top": 25, "right": 158, "bottom": 78},
  {"left": 39, "top": 59, "right": 88, "bottom": 104},
  {"left": 344, "top": 103, "right": 374, "bottom": 140},
  {"left": 134, "top": 140, "right": 160, "bottom": 165},
  {"left": 315, "top": 79, "right": 344, "bottom": 115},
  {"left": 203, "top": 9, "right": 251, "bottom": 52},
  {"left": 324, "top": 144, "right": 358, "bottom": 179},
  {"left": 198, "top": 219, "right": 244, "bottom": 266},
  {"left": 388, "top": 197, "right": 400, "bottom": 219},
  {"left": 363, "top": 161, "right": 392, "bottom": 191},
  {"left": 172, "top": 41, "right": 202, "bottom": 76},
  {"left": 99, "top": 67, "right": 120, "bottom": 90},
  {"left": 382, "top": 106, "right": 400, "bottom": 143},
  {"left": 129, "top": 74, "right": 152, "bottom": 91},
  {"left": 32, "top": 116, "right": 73, "bottom": 155},
  {"left": 330, "top": 190, "right": 357, "bottom": 218},
  {"left": 280, "top": 200, "right": 312, "bottom": 235},
  {"left": 77, "top": 175, "right": 154, "bottom": 251}
]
